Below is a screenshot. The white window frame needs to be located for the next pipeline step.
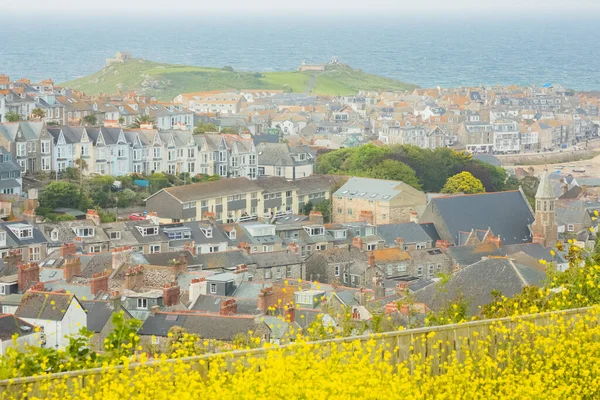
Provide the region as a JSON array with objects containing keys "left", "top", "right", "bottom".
[
  {"left": 150, "top": 244, "right": 161, "bottom": 254},
  {"left": 137, "top": 298, "right": 148, "bottom": 309},
  {"left": 209, "top": 283, "right": 217, "bottom": 294}
]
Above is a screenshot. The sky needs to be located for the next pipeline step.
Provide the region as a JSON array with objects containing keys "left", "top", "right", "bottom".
[{"left": 3, "top": 0, "right": 600, "bottom": 15}]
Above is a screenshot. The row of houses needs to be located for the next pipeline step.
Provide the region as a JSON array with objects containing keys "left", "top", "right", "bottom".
[{"left": 0, "top": 122, "right": 315, "bottom": 179}]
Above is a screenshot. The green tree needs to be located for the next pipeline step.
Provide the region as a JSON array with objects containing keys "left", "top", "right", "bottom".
[
  {"left": 194, "top": 121, "right": 218, "bottom": 134},
  {"left": 363, "top": 159, "right": 421, "bottom": 190},
  {"left": 31, "top": 108, "right": 46, "bottom": 120},
  {"left": 441, "top": 171, "right": 485, "bottom": 194},
  {"left": 118, "top": 116, "right": 125, "bottom": 125},
  {"left": 103, "top": 312, "right": 142, "bottom": 359},
  {"left": 38, "top": 181, "right": 82, "bottom": 210},
  {"left": 82, "top": 114, "right": 97, "bottom": 126},
  {"left": 130, "top": 114, "right": 155, "bottom": 128},
  {"left": 302, "top": 201, "right": 314, "bottom": 215},
  {"left": 314, "top": 199, "right": 332, "bottom": 223},
  {"left": 5, "top": 112, "right": 21, "bottom": 122},
  {"left": 117, "top": 188, "right": 136, "bottom": 208}
]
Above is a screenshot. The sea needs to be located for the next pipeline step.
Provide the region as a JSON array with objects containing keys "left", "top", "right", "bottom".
[{"left": 2, "top": 14, "right": 600, "bottom": 90}]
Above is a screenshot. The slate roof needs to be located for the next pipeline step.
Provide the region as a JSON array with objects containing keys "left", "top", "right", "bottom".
[
  {"left": 15, "top": 291, "right": 78, "bottom": 321},
  {"left": 426, "top": 191, "right": 534, "bottom": 245},
  {"left": 334, "top": 177, "right": 413, "bottom": 201},
  {"left": 376, "top": 222, "right": 435, "bottom": 247},
  {"left": 253, "top": 176, "right": 295, "bottom": 193},
  {"left": 0, "top": 314, "right": 36, "bottom": 340},
  {"left": 81, "top": 300, "right": 122, "bottom": 332},
  {"left": 153, "top": 177, "right": 261, "bottom": 202},
  {"left": 195, "top": 250, "right": 253, "bottom": 270},
  {"left": 139, "top": 312, "right": 260, "bottom": 341},
  {"left": 413, "top": 257, "right": 545, "bottom": 316},
  {"left": 316, "top": 246, "right": 368, "bottom": 264},
  {"left": 190, "top": 295, "right": 259, "bottom": 315},
  {"left": 0, "top": 221, "right": 47, "bottom": 248},
  {"left": 250, "top": 251, "right": 303, "bottom": 268},
  {"left": 556, "top": 208, "right": 592, "bottom": 226},
  {"left": 293, "top": 174, "right": 346, "bottom": 196},
  {"left": 141, "top": 250, "right": 202, "bottom": 268}
]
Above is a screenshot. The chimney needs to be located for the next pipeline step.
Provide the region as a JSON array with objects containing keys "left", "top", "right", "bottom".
[
  {"left": 308, "top": 211, "right": 324, "bottom": 225},
  {"left": 563, "top": 184, "right": 568, "bottom": 196},
  {"left": 63, "top": 256, "right": 82, "bottom": 282},
  {"left": 31, "top": 282, "right": 45, "bottom": 292},
  {"left": 287, "top": 242, "right": 299, "bottom": 254},
  {"left": 258, "top": 286, "right": 274, "bottom": 315},
  {"left": 86, "top": 209, "right": 101, "bottom": 225},
  {"left": 110, "top": 291, "right": 122, "bottom": 312},
  {"left": 234, "top": 264, "right": 248, "bottom": 274},
  {"left": 484, "top": 234, "right": 501, "bottom": 248},
  {"left": 112, "top": 246, "right": 133, "bottom": 270},
  {"left": 203, "top": 212, "right": 216, "bottom": 223},
  {"left": 394, "top": 239, "right": 406, "bottom": 252},
  {"left": 368, "top": 252, "right": 375, "bottom": 268},
  {"left": 220, "top": 299, "right": 238, "bottom": 316},
  {"left": 125, "top": 265, "right": 144, "bottom": 290},
  {"left": 435, "top": 240, "right": 451, "bottom": 251},
  {"left": 409, "top": 211, "right": 418, "bottom": 223},
  {"left": 385, "top": 301, "right": 398, "bottom": 314},
  {"left": 189, "top": 278, "right": 207, "bottom": 305},
  {"left": 400, "top": 304, "right": 410, "bottom": 316},
  {"left": 356, "top": 288, "right": 367, "bottom": 306},
  {"left": 18, "top": 262, "right": 40, "bottom": 292},
  {"left": 359, "top": 210, "right": 374, "bottom": 225},
  {"left": 60, "top": 242, "right": 77, "bottom": 258},
  {"left": 284, "top": 302, "right": 295, "bottom": 323},
  {"left": 146, "top": 212, "right": 159, "bottom": 224},
  {"left": 352, "top": 237, "right": 363, "bottom": 250},
  {"left": 237, "top": 242, "right": 250, "bottom": 254},
  {"left": 393, "top": 283, "right": 407, "bottom": 297},
  {"left": 183, "top": 241, "right": 197, "bottom": 256},
  {"left": 162, "top": 282, "right": 181, "bottom": 307},
  {"left": 90, "top": 270, "right": 109, "bottom": 295},
  {"left": 150, "top": 305, "right": 160, "bottom": 314}
]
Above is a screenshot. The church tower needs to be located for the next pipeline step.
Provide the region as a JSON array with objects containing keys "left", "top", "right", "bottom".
[{"left": 531, "top": 170, "right": 558, "bottom": 247}]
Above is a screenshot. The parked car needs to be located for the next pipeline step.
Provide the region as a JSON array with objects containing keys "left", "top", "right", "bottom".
[
  {"left": 129, "top": 213, "right": 147, "bottom": 221},
  {"left": 573, "top": 168, "right": 586, "bottom": 173}
]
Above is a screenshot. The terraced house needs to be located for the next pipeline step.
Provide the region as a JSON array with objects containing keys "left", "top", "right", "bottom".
[{"left": 0, "top": 121, "right": 53, "bottom": 174}]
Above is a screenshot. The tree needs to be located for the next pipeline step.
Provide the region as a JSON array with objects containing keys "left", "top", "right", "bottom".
[
  {"left": 38, "top": 181, "right": 82, "bottom": 210},
  {"left": 31, "top": 108, "right": 46, "bottom": 120},
  {"left": 314, "top": 199, "right": 332, "bottom": 223},
  {"left": 118, "top": 116, "right": 125, "bottom": 125},
  {"left": 130, "top": 114, "right": 155, "bottom": 128},
  {"left": 441, "top": 171, "right": 485, "bottom": 194},
  {"left": 5, "top": 112, "right": 21, "bottom": 122},
  {"left": 194, "top": 121, "right": 218, "bottom": 134},
  {"left": 364, "top": 159, "right": 421, "bottom": 190},
  {"left": 82, "top": 114, "right": 97, "bottom": 126}
]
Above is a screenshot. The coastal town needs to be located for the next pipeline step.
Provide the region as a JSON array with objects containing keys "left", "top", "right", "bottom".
[{"left": 0, "top": 65, "right": 599, "bottom": 355}]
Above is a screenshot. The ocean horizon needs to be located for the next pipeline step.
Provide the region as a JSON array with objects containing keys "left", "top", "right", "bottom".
[{"left": 2, "top": 14, "right": 600, "bottom": 90}]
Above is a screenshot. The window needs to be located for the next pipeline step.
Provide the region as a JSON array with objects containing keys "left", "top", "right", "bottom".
[
  {"left": 219, "top": 151, "right": 226, "bottom": 162},
  {"left": 286, "top": 266, "right": 292, "bottom": 278},
  {"left": 296, "top": 293, "right": 311, "bottom": 304},
  {"left": 265, "top": 269, "right": 272, "bottom": 279},
  {"left": 367, "top": 243, "right": 377, "bottom": 251},
  {"left": 75, "top": 227, "right": 94, "bottom": 237},
  {"left": 316, "top": 244, "right": 327, "bottom": 251},
  {"left": 150, "top": 244, "right": 160, "bottom": 254},
  {"left": 29, "top": 247, "right": 40, "bottom": 262},
  {"left": 348, "top": 209, "right": 353, "bottom": 215},
  {"left": 428, "top": 264, "right": 435, "bottom": 278},
  {"left": 41, "top": 140, "right": 50, "bottom": 154},
  {"left": 275, "top": 167, "right": 284, "bottom": 176},
  {"left": 50, "top": 229, "right": 58, "bottom": 241},
  {"left": 343, "top": 273, "right": 348, "bottom": 283},
  {"left": 417, "top": 266, "right": 423, "bottom": 277},
  {"left": 137, "top": 226, "right": 158, "bottom": 236},
  {"left": 351, "top": 275, "right": 357, "bottom": 285},
  {"left": 398, "top": 263, "right": 407, "bottom": 273},
  {"left": 16, "top": 143, "right": 26, "bottom": 157},
  {"left": 152, "top": 336, "right": 160, "bottom": 345},
  {"left": 27, "top": 141, "right": 36, "bottom": 153},
  {"left": 338, "top": 208, "right": 343, "bottom": 214},
  {"left": 334, "top": 265, "right": 340, "bottom": 276},
  {"left": 41, "top": 157, "right": 50, "bottom": 171},
  {"left": 89, "top": 245, "right": 101, "bottom": 253},
  {"left": 208, "top": 246, "right": 219, "bottom": 253},
  {"left": 209, "top": 283, "right": 217, "bottom": 294},
  {"left": 153, "top": 147, "right": 161, "bottom": 158},
  {"left": 386, "top": 265, "right": 393, "bottom": 276},
  {"left": 137, "top": 298, "right": 148, "bottom": 309},
  {"left": 416, "top": 243, "right": 426, "bottom": 250},
  {"left": 251, "top": 192, "right": 258, "bottom": 199},
  {"left": 567, "top": 224, "right": 575, "bottom": 232},
  {"left": 109, "top": 231, "right": 121, "bottom": 240}
]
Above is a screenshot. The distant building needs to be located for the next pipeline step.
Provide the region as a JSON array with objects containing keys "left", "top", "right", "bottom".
[{"left": 106, "top": 52, "right": 132, "bottom": 66}]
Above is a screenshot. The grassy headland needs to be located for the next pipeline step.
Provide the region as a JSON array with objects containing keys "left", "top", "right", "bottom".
[{"left": 61, "top": 59, "right": 417, "bottom": 100}]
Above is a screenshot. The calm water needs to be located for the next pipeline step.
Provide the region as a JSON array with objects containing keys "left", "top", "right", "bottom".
[{"left": 2, "top": 15, "right": 600, "bottom": 90}]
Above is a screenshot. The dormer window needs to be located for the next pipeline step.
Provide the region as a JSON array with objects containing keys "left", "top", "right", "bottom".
[
  {"left": 304, "top": 226, "right": 325, "bottom": 236},
  {"left": 228, "top": 230, "right": 236, "bottom": 240},
  {"left": 202, "top": 227, "right": 213, "bottom": 238},
  {"left": 109, "top": 231, "right": 121, "bottom": 240},
  {"left": 9, "top": 224, "right": 33, "bottom": 239},
  {"left": 137, "top": 226, "right": 158, "bottom": 236},
  {"left": 332, "top": 230, "right": 347, "bottom": 239},
  {"left": 0, "top": 231, "right": 6, "bottom": 246},
  {"left": 74, "top": 227, "right": 94, "bottom": 238},
  {"left": 50, "top": 229, "right": 59, "bottom": 241}
]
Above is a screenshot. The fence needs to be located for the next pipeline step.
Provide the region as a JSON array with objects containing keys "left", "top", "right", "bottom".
[{"left": 0, "top": 306, "right": 597, "bottom": 397}]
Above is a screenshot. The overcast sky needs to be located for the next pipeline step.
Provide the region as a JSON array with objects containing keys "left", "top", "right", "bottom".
[{"left": 4, "top": 0, "right": 600, "bottom": 15}]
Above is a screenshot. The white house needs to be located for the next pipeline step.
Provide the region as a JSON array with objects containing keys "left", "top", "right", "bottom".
[{"left": 15, "top": 291, "right": 87, "bottom": 350}]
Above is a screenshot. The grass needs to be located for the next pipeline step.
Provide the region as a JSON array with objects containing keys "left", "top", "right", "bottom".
[{"left": 62, "top": 59, "right": 417, "bottom": 101}]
